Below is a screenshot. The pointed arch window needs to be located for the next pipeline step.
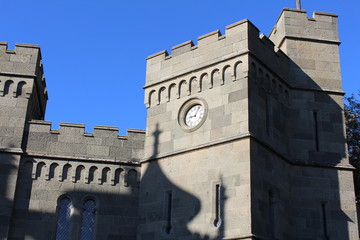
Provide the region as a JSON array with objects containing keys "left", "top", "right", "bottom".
[
  {"left": 80, "top": 199, "right": 97, "bottom": 240},
  {"left": 55, "top": 197, "right": 72, "bottom": 240}
]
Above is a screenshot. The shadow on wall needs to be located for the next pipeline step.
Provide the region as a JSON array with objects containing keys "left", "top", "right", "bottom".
[
  {"left": 1, "top": 123, "right": 225, "bottom": 240},
  {"left": 249, "top": 43, "right": 355, "bottom": 239},
  {"left": 138, "top": 123, "right": 227, "bottom": 240},
  {"left": 7, "top": 155, "right": 141, "bottom": 240},
  {"left": 3, "top": 123, "right": 226, "bottom": 240},
  {"left": 0, "top": 144, "right": 18, "bottom": 239},
  {"left": 1, "top": 43, "right": 357, "bottom": 240}
]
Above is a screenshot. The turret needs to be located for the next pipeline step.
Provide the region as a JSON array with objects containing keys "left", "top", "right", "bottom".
[
  {"left": 0, "top": 42, "right": 47, "bottom": 149},
  {"left": 269, "top": 8, "right": 341, "bottom": 91}
]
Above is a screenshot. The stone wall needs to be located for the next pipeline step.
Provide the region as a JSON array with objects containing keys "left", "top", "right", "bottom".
[{"left": 24, "top": 120, "right": 145, "bottom": 163}]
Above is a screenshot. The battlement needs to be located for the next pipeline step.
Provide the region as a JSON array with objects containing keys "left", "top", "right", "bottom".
[
  {"left": 145, "top": 19, "right": 260, "bottom": 86},
  {"left": 144, "top": 18, "right": 296, "bottom": 90},
  {"left": 23, "top": 120, "right": 145, "bottom": 163},
  {"left": 269, "top": 8, "right": 339, "bottom": 48},
  {"left": 0, "top": 42, "right": 48, "bottom": 120},
  {"left": 269, "top": 8, "right": 342, "bottom": 92},
  {"left": 0, "top": 42, "right": 45, "bottom": 76},
  {"left": 144, "top": 18, "right": 294, "bottom": 108}
]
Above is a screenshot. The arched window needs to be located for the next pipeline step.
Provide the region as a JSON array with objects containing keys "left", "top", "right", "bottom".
[
  {"left": 55, "top": 197, "right": 72, "bottom": 240},
  {"left": 80, "top": 199, "right": 96, "bottom": 240}
]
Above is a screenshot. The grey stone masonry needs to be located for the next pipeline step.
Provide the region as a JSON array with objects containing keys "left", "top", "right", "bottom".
[
  {"left": 140, "top": 7, "right": 358, "bottom": 240},
  {"left": 269, "top": 9, "right": 342, "bottom": 91},
  {"left": 0, "top": 42, "right": 47, "bottom": 149},
  {"left": 0, "top": 7, "right": 358, "bottom": 240},
  {"left": 24, "top": 120, "right": 145, "bottom": 163},
  {"left": 0, "top": 43, "right": 48, "bottom": 239}
]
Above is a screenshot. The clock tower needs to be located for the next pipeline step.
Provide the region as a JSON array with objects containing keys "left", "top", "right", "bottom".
[
  {"left": 139, "top": 23, "right": 252, "bottom": 239},
  {"left": 138, "top": 8, "right": 358, "bottom": 240}
]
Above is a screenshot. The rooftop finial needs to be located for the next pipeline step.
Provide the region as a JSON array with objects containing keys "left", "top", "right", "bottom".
[{"left": 296, "top": 0, "right": 301, "bottom": 9}]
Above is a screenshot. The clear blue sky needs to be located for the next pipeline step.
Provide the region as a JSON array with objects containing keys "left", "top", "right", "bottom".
[{"left": 1, "top": 0, "right": 359, "bottom": 134}]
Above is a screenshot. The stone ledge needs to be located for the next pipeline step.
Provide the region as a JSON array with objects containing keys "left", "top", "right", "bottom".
[
  {"left": 198, "top": 30, "right": 221, "bottom": 41},
  {"left": 60, "top": 122, "right": 85, "bottom": 128},
  {"left": 0, "top": 148, "right": 23, "bottom": 154},
  {"left": 171, "top": 40, "right": 194, "bottom": 51},
  {"left": 146, "top": 50, "right": 168, "bottom": 60},
  {"left": 23, "top": 151, "right": 141, "bottom": 166},
  {"left": 94, "top": 125, "right": 118, "bottom": 131},
  {"left": 314, "top": 11, "right": 338, "bottom": 17},
  {"left": 225, "top": 19, "right": 251, "bottom": 30},
  {"left": 128, "top": 129, "right": 146, "bottom": 134},
  {"left": 15, "top": 43, "right": 40, "bottom": 49}
]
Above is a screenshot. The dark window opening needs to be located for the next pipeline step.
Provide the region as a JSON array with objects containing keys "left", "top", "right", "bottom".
[
  {"left": 313, "top": 111, "right": 320, "bottom": 151},
  {"left": 214, "top": 184, "right": 222, "bottom": 227},
  {"left": 321, "top": 202, "right": 329, "bottom": 240},
  {"left": 266, "top": 97, "right": 270, "bottom": 136},
  {"left": 165, "top": 191, "right": 172, "bottom": 234},
  {"left": 269, "top": 191, "right": 275, "bottom": 239}
]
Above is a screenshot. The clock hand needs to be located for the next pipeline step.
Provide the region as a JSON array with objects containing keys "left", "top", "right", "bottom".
[{"left": 193, "top": 107, "right": 200, "bottom": 118}]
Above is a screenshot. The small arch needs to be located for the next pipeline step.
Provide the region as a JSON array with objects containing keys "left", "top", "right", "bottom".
[
  {"left": 168, "top": 83, "right": 177, "bottom": 101},
  {"left": 158, "top": 87, "right": 167, "bottom": 104},
  {"left": 234, "top": 61, "right": 243, "bottom": 81},
  {"left": 278, "top": 84, "right": 284, "bottom": 101},
  {"left": 48, "top": 163, "right": 59, "bottom": 180},
  {"left": 272, "top": 79, "right": 277, "bottom": 96},
  {"left": 16, "top": 81, "right": 27, "bottom": 97},
  {"left": 189, "top": 77, "right": 198, "bottom": 94},
  {"left": 87, "top": 166, "right": 98, "bottom": 184},
  {"left": 211, "top": 69, "right": 220, "bottom": 87},
  {"left": 178, "top": 80, "right": 188, "bottom": 98},
  {"left": 148, "top": 90, "right": 157, "bottom": 107},
  {"left": 200, "top": 73, "right": 210, "bottom": 91},
  {"left": 35, "top": 162, "right": 46, "bottom": 180},
  {"left": 75, "top": 165, "right": 85, "bottom": 183},
  {"left": 222, "top": 65, "right": 232, "bottom": 84},
  {"left": 61, "top": 164, "right": 72, "bottom": 181},
  {"left": 3, "top": 80, "right": 14, "bottom": 96},
  {"left": 265, "top": 74, "right": 271, "bottom": 90},
  {"left": 258, "top": 68, "right": 264, "bottom": 85},
  {"left": 251, "top": 62, "right": 257, "bottom": 78},
  {"left": 128, "top": 169, "right": 138, "bottom": 187},
  {"left": 285, "top": 90, "right": 290, "bottom": 103},
  {"left": 113, "top": 168, "right": 123, "bottom": 186},
  {"left": 101, "top": 167, "right": 111, "bottom": 185}
]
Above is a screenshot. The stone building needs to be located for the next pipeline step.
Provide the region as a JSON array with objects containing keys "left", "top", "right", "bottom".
[{"left": 0, "top": 7, "right": 358, "bottom": 240}]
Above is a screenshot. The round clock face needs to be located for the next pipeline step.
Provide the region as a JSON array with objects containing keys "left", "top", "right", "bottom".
[
  {"left": 185, "top": 104, "right": 204, "bottom": 127},
  {"left": 178, "top": 98, "right": 208, "bottom": 132}
]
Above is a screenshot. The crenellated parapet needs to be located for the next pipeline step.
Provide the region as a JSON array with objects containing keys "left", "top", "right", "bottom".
[
  {"left": 23, "top": 120, "right": 145, "bottom": 163},
  {"left": 144, "top": 18, "right": 296, "bottom": 109},
  {"left": 145, "top": 19, "right": 254, "bottom": 90},
  {"left": 269, "top": 9, "right": 339, "bottom": 47},
  {"left": 269, "top": 9, "right": 342, "bottom": 91},
  {"left": 0, "top": 42, "right": 48, "bottom": 120},
  {"left": 0, "top": 42, "right": 45, "bottom": 76}
]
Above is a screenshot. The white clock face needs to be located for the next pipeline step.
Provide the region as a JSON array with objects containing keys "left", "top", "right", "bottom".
[{"left": 185, "top": 104, "right": 204, "bottom": 127}]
